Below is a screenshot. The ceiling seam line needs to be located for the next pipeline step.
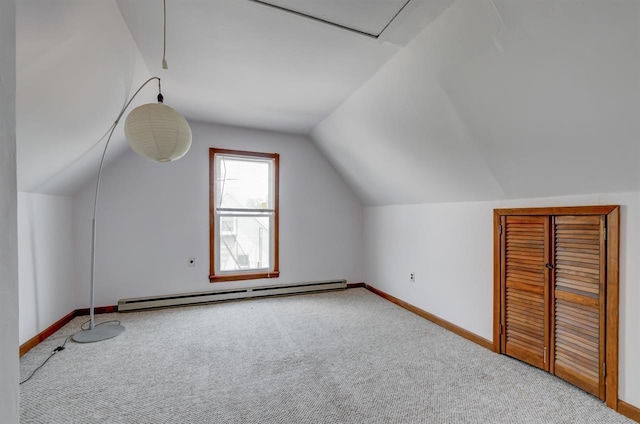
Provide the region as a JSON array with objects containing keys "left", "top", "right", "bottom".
[
  {"left": 245, "top": 0, "right": 379, "bottom": 39},
  {"left": 376, "top": 0, "right": 413, "bottom": 37}
]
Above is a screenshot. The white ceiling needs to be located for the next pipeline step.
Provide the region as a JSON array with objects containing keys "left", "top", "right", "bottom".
[
  {"left": 19, "top": 0, "right": 639, "bottom": 205},
  {"left": 16, "top": 0, "right": 454, "bottom": 194},
  {"left": 247, "top": 0, "right": 411, "bottom": 36},
  {"left": 313, "top": 0, "right": 640, "bottom": 205},
  {"left": 115, "top": 0, "right": 455, "bottom": 133},
  {"left": 17, "top": 0, "right": 149, "bottom": 195}
]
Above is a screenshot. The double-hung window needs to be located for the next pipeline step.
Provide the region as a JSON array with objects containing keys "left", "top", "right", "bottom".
[{"left": 209, "top": 148, "right": 279, "bottom": 282}]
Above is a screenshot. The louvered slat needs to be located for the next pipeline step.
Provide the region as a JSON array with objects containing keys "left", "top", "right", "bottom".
[
  {"left": 503, "top": 216, "right": 547, "bottom": 370},
  {"left": 552, "top": 215, "right": 605, "bottom": 399}
]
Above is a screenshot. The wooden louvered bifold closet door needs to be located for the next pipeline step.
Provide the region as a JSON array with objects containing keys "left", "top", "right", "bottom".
[
  {"left": 551, "top": 215, "right": 606, "bottom": 399},
  {"left": 502, "top": 216, "right": 549, "bottom": 370}
]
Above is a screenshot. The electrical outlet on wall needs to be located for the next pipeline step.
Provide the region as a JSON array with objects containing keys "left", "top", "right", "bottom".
[
  {"left": 410, "top": 272, "right": 415, "bottom": 282},
  {"left": 188, "top": 257, "right": 196, "bottom": 267}
]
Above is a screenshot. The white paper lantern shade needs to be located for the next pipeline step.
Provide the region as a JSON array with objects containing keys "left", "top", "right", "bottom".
[{"left": 124, "top": 103, "right": 192, "bottom": 162}]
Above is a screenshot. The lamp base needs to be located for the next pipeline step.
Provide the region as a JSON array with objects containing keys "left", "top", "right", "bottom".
[{"left": 72, "top": 324, "right": 125, "bottom": 343}]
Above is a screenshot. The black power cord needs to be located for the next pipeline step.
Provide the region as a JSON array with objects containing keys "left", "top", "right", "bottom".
[
  {"left": 80, "top": 319, "right": 121, "bottom": 331},
  {"left": 20, "top": 320, "right": 122, "bottom": 385},
  {"left": 20, "top": 335, "right": 71, "bottom": 385}
]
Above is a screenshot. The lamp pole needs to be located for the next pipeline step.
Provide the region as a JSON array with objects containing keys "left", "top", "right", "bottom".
[{"left": 73, "top": 77, "right": 163, "bottom": 343}]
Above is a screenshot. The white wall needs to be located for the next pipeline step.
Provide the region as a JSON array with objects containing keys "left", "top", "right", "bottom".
[
  {"left": 365, "top": 191, "right": 640, "bottom": 407},
  {"left": 18, "top": 192, "right": 75, "bottom": 345},
  {"left": 73, "top": 122, "right": 364, "bottom": 307},
  {"left": 0, "top": 0, "right": 18, "bottom": 420}
]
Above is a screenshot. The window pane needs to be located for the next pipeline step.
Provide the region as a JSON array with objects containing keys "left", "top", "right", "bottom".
[
  {"left": 218, "top": 216, "right": 271, "bottom": 272},
  {"left": 217, "top": 156, "right": 272, "bottom": 210},
  {"left": 210, "top": 148, "right": 279, "bottom": 283}
]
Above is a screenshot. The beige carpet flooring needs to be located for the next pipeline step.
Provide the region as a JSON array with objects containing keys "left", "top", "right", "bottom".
[{"left": 19, "top": 288, "right": 634, "bottom": 423}]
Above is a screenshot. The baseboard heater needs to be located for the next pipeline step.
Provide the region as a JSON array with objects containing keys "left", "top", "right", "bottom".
[{"left": 117, "top": 279, "right": 347, "bottom": 312}]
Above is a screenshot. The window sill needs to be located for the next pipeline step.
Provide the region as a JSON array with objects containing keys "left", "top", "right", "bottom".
[{"left": 209, "top": 271, "right": 280, "bottom": 283}]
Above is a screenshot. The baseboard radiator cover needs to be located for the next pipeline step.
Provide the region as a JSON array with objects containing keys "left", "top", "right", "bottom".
[{"left": 118, "top": 279, "right": 347, "bottom": 312}]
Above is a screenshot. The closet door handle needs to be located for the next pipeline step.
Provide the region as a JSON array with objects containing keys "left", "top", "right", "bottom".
[{"left": 545, "top": 263, "right": 555, "bottom": 269}]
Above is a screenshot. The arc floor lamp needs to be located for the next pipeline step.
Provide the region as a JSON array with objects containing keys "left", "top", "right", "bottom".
[{"left": 72, "top": 77, "right": 192, "bottom": 343}]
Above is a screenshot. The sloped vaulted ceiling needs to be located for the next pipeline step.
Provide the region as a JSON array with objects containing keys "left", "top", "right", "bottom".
[
  {"left": 17, "top": 0, "right": 640, "bottom": 203},
  {"left": 17, "top": 0, "right": 150, "bottom": 195},
  {"left": 312, "top": 0, "right": 640, "bottom": 206},
  {"left": 16, "top": 0, "right": 454, "bottom": 195}
]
